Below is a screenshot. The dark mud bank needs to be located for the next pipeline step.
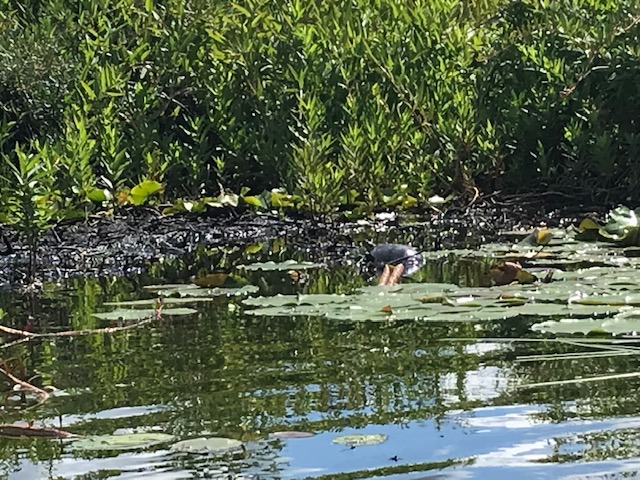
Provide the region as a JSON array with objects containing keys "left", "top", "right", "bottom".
[{"left": 0, "top": 199, "right": 607, "bottom": 286}]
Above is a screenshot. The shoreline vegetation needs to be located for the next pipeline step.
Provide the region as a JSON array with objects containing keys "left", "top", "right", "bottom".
[{"left": 1, "top": 0, "right": 639, "bottom": 279}]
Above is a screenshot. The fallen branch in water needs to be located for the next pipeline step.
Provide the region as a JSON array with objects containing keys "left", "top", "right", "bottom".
[
  {"left": 0, "top": 423, "right": 76, "bottom": 439},
  {"left": 0, "top": 366, "right": 50, "bottom": 404},
  {"left": 0, "top": 299, "right": 164, "bottom": 348}
]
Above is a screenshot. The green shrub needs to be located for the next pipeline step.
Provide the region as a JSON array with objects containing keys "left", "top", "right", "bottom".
[{"left": 1, "top": 0, "right": 640, "bottom": 226}]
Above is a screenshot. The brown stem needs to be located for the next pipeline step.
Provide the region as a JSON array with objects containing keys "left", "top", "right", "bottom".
[{"left": 0, "top": 367, "right": 49, "bottom": 404}]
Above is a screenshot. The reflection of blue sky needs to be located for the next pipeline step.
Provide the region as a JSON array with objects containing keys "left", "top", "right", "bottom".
[
  {"left": 9, "top": 404, "right": 640, "bottom": 478},
  {"left": 277, "top": 405, "right": 640, "bottom": 479},
  {"left": 8, "top": 350, "right": 640, "bottom": 479}
]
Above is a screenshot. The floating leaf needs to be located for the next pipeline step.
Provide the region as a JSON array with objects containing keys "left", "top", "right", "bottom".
[
  {"left": 146, "top": 283, "right": 258, "bottom": 298},
  {"left": 69, "top": 432, "right": 174, "bottom": 451},
  {"left": 104, "top": 297, "right": 214, "bottom": 307},
  {"left": 576, "top": 206, "right": 640, "bottom": 246},
  {"left": 575, "top": 218, "right": 602, "bottom": 241},
  {"left": 518, "top": 228, "right": 553, "bottom": 246},
  {"left": 174, "top": 285, "right": 259, "bottom": 297},
  {"left": 332, "top": 434, "right": 388, "bottom": 446},
  {"left": 240, "top": 260, "right": 323, "bottom": 271},
  {"left": 144, "top": 283, "right": 201, "bottom": 292},
  {"left": 270, "top": 431, "right": 315, "bottom": 439},
  {"left": 93, "top": 308, "right": 197, "bottom": 321},
  {"left": 170, "top": 437, "right": 245, "bottom": 455},
  {"left": 490, "top": 261, "right": 537, "bottom": 286}
]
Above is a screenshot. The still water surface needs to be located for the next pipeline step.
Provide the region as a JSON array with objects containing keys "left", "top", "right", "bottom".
[{"left": 1, "top": 238, "right": 639, "bottom": 479}]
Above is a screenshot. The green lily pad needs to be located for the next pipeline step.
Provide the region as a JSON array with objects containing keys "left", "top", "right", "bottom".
[
  {"left": 332, "top": 434, "right": 388, "bottom": 446},
  {"left": 69, "top": 432, "right": 174, "bottom": 451},
  {"left": 170, "top": 285, "right": 259, "bottom": 297},
  {"left": 240, "top": 260, "right": 323, "bottom": 271},
  {"left": 104, "top": 297, "right": 215, "bottom": 307},
  {"left": 93, "top": 308, "right": 198, "bottom": 321},
  {"left": 146, "top": 284, "right": 258, "bottom": 298},
  {"left": 243, "top": 294, "right": 351, "bottom": 308},
  {"left": 532, "top": 307, "right": 640, "bottom": 335},
  {"left": 144, "top": 283, "right": 201, "bottom": 292},
  {"left": 575, "top": 206, "right": 640, "bottom": 246},
  {"left": 270, "top": 431, "right": 315, "bottom": 439},
  {"left": 170, "top": 437, "right": 245, "bottom": 455}
]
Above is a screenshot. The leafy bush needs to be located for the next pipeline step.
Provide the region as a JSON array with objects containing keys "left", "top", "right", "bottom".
[{"left": 1, "top": 0, "right": 640, "bottom": 225}]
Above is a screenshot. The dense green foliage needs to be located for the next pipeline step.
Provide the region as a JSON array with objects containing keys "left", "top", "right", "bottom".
[{"left": 1, "top": 0, "right": 640, "bottom": 224}]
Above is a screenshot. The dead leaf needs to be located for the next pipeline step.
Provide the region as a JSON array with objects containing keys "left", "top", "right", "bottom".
[
  {"left": 194, "top": 273, "right": 229, "bottom": 288},
  {"left": 490, "top": 261, "right": 538, "bottom": 286}
]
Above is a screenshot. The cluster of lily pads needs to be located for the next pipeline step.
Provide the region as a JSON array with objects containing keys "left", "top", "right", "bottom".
[
  {"left": 57, "top": 430, "right": 387, "bottom": 455},
  {"left": 94, "top": 206, "right": 640, "bottom": 337}
]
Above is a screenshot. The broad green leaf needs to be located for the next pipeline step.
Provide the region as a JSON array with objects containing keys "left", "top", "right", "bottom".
[
  {"left": 130, "top": 180, "right": 163, "bottom": 205},
  {"left": 103, "top": 297, "right": 214, "bottom": 307},
  {"left": 240, "top": 260, "right": 323, "bottom": 271},
  {"left": 332, "top": 434, "right": 388, "bottom": 446},
  {"left": 93, "top": 307, "right": 197, "bottom": 320},
  {"left": 69, "top": 433, "right": 174, "bottom": 451},
  {"left": 170, "top": 436, "right": 244, "bottom": 455}
]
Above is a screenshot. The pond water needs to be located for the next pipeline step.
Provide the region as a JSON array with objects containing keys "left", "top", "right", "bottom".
[{"left": 2, "top": 232, "right": 640, "bottom": 479}]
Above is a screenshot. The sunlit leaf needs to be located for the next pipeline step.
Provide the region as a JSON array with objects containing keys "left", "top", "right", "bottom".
[
  {"left": 170, "top": 436, "right": 245, "bottom": 455},
  {"left": 270, "top": 431, "right": 315, "bottom": 439},
  {"left": 69, "top": 433, "right": 174, "bottom": 451},
  {"left": 332, "top": 434, "right": 388, "bottom": 446},
  {"left": 240, "top": 260, "right": 323, "bottom": 271},
  {"left": 93, "top": 307, "right": 197, "bottom": 320}
]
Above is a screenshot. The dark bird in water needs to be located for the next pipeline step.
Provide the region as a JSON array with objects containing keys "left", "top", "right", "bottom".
[{"left": 366, "top": 243, "right": 424, "bottom": 277}]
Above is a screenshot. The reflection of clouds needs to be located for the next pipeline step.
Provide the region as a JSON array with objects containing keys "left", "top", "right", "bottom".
[
  {"left": 451, "top": 406, "right": 640, "bottom": 477},
  {"left": 561, "top": 459, "right": 640, "bottom": 480},
  {"left": 464, "top": 409, "right": 542, "bottom": 430},
  {"left": 440, "top": 366, "right": 511, "bottom": 403},
  {"left": 473, "top": 439, "right": 550, "bottom": 466}
]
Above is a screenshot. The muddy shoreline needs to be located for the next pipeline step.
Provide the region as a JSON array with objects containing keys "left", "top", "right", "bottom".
[{"left": 0, "top": 197, "right": 609, "bottom": 286}]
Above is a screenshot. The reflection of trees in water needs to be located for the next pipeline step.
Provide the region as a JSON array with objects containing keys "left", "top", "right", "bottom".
[{"left": 4, "top": 248, "right": 640, "bottom": 472}]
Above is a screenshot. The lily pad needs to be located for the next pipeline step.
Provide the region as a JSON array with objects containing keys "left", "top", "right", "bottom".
[
  {"left": 147, "top": 284, "right": 258, "bottom": 298},
  {"left": 270, "top": 431, "right": 315, "bottom": 439},
  {"left": 332, "top": 434, "right": 388, "bottom": 446},
  {"left": 532, "top": 307, "right": 640, "bottom": 335},
  {"left": 170, "top": 437, "right": 245, "bottom": 455},
  {"left": 240, "top": 260, "right": 323, "bottom": 271},
  {"left": 104, "top": 297, "right": 214, "bottom": 307},
  {"left": 144, "top": 283, "right": 201, "bottom": 292},
  {"left": 170, "top": 285, "right": 259, "bottom": 297},
  {"left": 69, "top": 432, "right": 174, "bottom": 451},
  {"left": 575, "top": 206, "right": 640, "bottom": 246},
  {"left": 93, "top": 308, "right": 198, "bottom": 321},
  {"left": 243, "top": 294, "right": 351, "bottom": 308}
]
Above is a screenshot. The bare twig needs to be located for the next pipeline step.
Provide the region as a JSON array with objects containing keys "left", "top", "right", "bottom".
[
  {"left": 0, "top": 299, "right": 163, "bottom": 344},
  {"left": 0, "top": 424, "right": 76, "bottom": 439},
  {"left": 0, "top": 367, "right": 49, "bottom": 404}
]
